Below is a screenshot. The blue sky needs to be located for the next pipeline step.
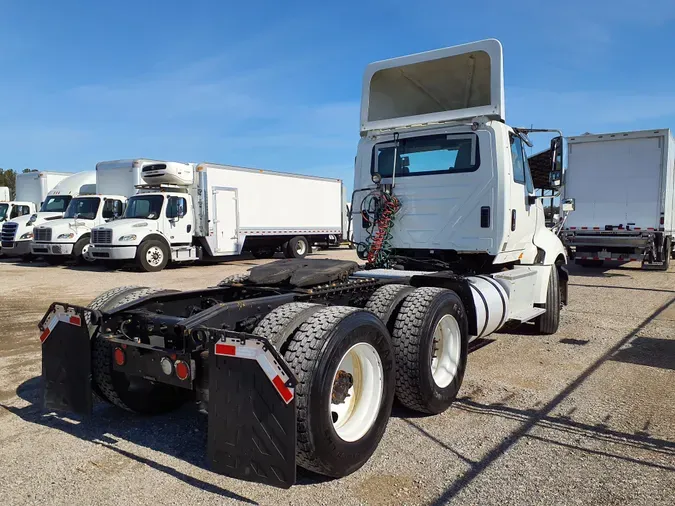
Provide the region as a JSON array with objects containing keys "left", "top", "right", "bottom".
[{"left": 1, "top": 0, "right": 675, "bottom": 184}]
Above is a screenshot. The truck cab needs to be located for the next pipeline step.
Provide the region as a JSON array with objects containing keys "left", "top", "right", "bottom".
[
  {"left": 31, "top": 195, "right": 127, "bottom": 263},
  {"left": 90, "top": 187, "right": 196, "bottom": 271},
  {"left": 0, "top": 171, "right": 96, "bottom": 258},
  {"left": 0, "top": 201, "right": 36, "bottom": 223},
  {"left": 353, "top": 40, "right": 567, "bottom": 273}
]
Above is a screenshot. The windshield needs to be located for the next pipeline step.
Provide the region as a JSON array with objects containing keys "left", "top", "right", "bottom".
[
  {"left": 40, "top": 196, "right": 73, "bottom": 213},
  {"left": 0, "top": 203, "right": 7, "bottom": 220},
  {"left": 124, "top": 195, "right": 164, "bottom": 220},
  {"left": 64, "top": 197, "right": 101, "bottom": 220},
  {"left": 372, "top": 133, "right": 480, "bottom": 177}
]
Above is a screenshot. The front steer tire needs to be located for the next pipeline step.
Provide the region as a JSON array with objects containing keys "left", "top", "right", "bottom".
[
  {"left": 535, "top": 267, "right": 561, "bottom": 335},
  {"left": 136, "top": 239, "right": 170, "bottom": 272},
  {"left": 87, "top": 286, "right": 190, "bottom": 414},
  {"left": 391, "top": 287, "right": 469, "bottom": 415},
  {"left": 282, "top": 306, "right": 395, "bottom": 478}
]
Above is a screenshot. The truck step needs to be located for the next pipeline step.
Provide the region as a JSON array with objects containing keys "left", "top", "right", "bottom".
[{"left": 509, "top": 307, "right": 546, "bottom": 323}]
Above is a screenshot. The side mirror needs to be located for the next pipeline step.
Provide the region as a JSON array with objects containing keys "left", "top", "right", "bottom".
[
  {"left": 550, "top": 135, "right": 564, "bottom": 174},
  {"left": 562, "top": 198, "right": 575, "bottom": 212}
]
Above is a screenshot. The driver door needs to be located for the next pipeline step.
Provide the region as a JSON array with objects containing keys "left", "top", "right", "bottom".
[
  {"left": 505, "top": 133, "right": 537, "bottom": 257},
  {"left": 166, "top": 196, "right": 194, "bottom": 245}
]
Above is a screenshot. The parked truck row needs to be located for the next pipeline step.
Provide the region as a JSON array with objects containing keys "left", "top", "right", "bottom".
[{"left": 1, "top": 160, "right": 348, "bottom": 270}]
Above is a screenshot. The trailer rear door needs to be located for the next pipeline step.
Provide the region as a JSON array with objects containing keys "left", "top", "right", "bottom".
[
  {"left": 214, "top": 188, "right": 238, "bottom": 253},
  {"left": 566, "top": 132, "right": 665, "bottom": 229}
]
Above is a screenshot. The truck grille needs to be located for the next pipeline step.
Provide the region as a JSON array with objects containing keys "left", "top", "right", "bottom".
[
  {"left": 1, "top": 222, "right": 18, "bottom": 247},
  {"left": 92, "top": 228, "right": 112, "bottom": 244},
  {"left": 34, "top": 227, "right": 52, "bottom": 242}
]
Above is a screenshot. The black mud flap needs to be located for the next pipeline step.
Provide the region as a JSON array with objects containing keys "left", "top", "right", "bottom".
[
  {"left": 39, "top": 303, "right": 93, "bottom": 415},
  {"left": 206, "top": 329, "right": 297, "bottom": 489}
]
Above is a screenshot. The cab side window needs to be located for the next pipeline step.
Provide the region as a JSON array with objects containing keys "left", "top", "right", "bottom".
[
  {"left": 166, "top": 197, "right": 187, "bottom": 218},
  {"left": 510, "top": 134, "right": 535, "bottom": 194},
  {"left": 510, "top": 134, "right": 526, "bottom": 184},
  {"left": 102, "top": 199, "right": 124, "bottom": 219},
  {"left": 10, "top": 205, "right": 30, "bottom": 218}
]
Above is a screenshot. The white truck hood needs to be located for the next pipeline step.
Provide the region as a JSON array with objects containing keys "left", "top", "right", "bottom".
[
  {"left": 8, "top": 212, "right": 64, "bottom": 237},
  {"left": 93, "top": 219, "right": 159, "bottom": 244},
  {"left": 36, "top": 218, "right": 96, "bottom": 241}
]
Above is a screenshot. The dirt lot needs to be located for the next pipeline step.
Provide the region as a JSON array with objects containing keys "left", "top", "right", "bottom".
[{"left": 0, "top": 250, "right": 674, "bottom": 505}]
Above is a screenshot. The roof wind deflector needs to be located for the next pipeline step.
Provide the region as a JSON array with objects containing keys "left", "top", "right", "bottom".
[{"left": 361, "top": 39, "right": 505, "bottom": 132}]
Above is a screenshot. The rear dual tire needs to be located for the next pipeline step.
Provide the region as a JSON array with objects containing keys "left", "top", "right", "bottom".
[
  {"left": 253, "top": 304, "right": 395, "bottom": 478},
  {"left": 283, "top": 236, "right": 310, "bottom": 259},
  {"left": 390, "top": 287, "right": 469, "bottom": 414}
]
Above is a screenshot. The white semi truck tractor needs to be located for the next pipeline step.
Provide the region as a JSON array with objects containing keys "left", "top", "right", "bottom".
[
  {"left": 30, "top": 160, "right": 149, "bottom": 264},
  {"left": 38, "top": 39, "right": 568, "bottom": 489},
  {"left": 1, "top": 172, "right": 95, "bottom": 259},
  {"left": 0, "top": 171, "right": 71, "bottom": 226},
  {"left": 89, "top": 161, "right": 345, "bottom": 271}
]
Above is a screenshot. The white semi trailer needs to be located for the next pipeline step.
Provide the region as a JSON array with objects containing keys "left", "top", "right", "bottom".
[
  {"left": 562, "top": 129, "right": 675, "bottom": 269},
  {"left": 89, "top": 162, "right": 345, "bottom": 271},
  {"left": 39, "top": 39, "right": 569, "bottom": 488},
  {"left": 1, "top": 172, "right": 95, "bottom": 258},
  {"left": 31, "top": 160, "right": 148, "bottom": 264},
  {"left": 0, "top": 172, "right": 71, "bottom": 225}
]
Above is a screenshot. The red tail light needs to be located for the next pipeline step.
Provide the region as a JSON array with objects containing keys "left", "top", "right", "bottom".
[
  {"left": 175, "top": 360, "right": 190, "bottom": 381},
  {"left": 113, "top": 347, "right": 126, "bottom": 366},
  {"left": 660, "top": 216, "right": 665, "bottom": 225}
]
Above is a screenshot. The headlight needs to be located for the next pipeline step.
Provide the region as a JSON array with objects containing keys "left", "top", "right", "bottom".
[
  {"left": 119, "top": 234, "right": 137, "bottom": 241},
  {"left": 20, "top": 232, "right": 33, "bottom": 240},
  {"left": 57, "top": 233, "right": 75, "bottom": 239}
]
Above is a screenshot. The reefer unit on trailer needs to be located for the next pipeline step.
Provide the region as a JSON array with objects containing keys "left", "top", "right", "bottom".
[
  {"left": 89, "top": 162, "right": 345, "bottom": 271},
  {"left": 30, "top": 160, "right": 147, "bottom": 263},
  {"left": 1, "top": 171, "right": 94, "bottom": 257},
  {"left": 562, "top": 129, "right": 675, "bottom": 269}
]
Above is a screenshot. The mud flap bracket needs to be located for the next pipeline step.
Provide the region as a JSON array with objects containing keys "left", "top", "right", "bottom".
[{"left": 39, "top": 303, "right": 93, "bottom": 415}]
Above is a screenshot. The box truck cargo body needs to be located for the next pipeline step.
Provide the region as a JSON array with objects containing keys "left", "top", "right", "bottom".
[
  {"left": 1, "top": 172, "right": 95, "bottom": 257},
  {"left": 89, "top": 162, "right": 345, "bottom": 271},
  {"left": 30, "top": 160, "right": 148, "bottom": 263},
  {"left": 563, "top": 129, "right": 675, "bottom": 269}
]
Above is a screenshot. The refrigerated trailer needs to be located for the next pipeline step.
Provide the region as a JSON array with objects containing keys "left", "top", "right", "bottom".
[
  {"left": 39, "top": 39, "right": 568, "bottom": 488},
  {"left": 562, "top": 129, "right": 675, "bottom": 269},
  {"left": 89, "top": 162, "right": 345, "bottom": 271}
]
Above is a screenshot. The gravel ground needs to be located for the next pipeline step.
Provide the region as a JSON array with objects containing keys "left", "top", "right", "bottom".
[{"left": 0, "top": 250, "right": 674, "bottom": 506}]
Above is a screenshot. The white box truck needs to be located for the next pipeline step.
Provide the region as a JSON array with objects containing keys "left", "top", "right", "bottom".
[
  {"left": 30, "top": 160, "right": 150, "bottom": 264},
  {"left": 0, "top": 172, "right": 71, "bottom": 226},
  {"left": 1, "top": 171, "right": 96, "bottom": 258},
  {"left": 562, "top": 129, "right": 675, "bottom": 269},
  {"left": 89, "top": 162, "right": 345, "bottom": 271}
]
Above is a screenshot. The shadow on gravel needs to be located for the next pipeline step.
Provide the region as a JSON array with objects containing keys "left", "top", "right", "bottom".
[
  {"left": 1, "top": 377, "right": 258, "bottom": 503},
  {"left": 567, "top": 263, "right": 634, "bottom": 278},
  {"left": 569, "top": 283, "right": 675, "bottom": 294},
  {"left": 610, "top": 336, "right": 675, "bottom": 371},
  {"left": 425, "top": 295, "right": 675, "bottom": 505},
  {"left": 2, "top": 375, "right": 332, "bottom": 496}
]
